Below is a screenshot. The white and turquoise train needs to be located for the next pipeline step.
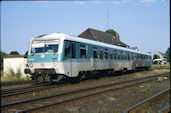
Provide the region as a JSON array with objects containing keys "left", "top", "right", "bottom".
[{"left": 25, "top": 33, "right": 152, "bottom": 82}]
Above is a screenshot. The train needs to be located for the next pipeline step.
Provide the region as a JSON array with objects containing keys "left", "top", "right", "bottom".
[{"left": 24, "top": 32, "right": 152, "bottom": 82}]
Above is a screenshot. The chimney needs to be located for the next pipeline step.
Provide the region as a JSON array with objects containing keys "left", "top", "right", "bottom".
[{"left": 116, "top": 33, "right": 119, "bottom": 40}]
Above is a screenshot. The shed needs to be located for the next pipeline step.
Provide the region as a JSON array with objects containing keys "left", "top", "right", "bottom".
[
  {"left": 78, "top": 28, "right": 129, "bottom": 48},
  {"left": 3, "top": 55, "right": 27, "bottom": 77}
]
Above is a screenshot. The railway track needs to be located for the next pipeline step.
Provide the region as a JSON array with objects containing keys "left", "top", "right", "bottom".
[
  {"left": 1, "top": 83, "right": 68, "bottom": 98},
  {"left": 1, "top": 72, "right": 169, "bottom": 113},
  {"left": 1, "top": 80, "right": 36, "bottom": 90},
  {"left": 123, "top": 88, "right": 170, "bottom": 113},
  {"left": 0, "top": 69, "right": 147, "bottom": 98}
]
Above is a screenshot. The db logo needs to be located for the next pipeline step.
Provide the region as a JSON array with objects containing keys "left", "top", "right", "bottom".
[{"left": 41, "top": 63, "right": 44, "bottom": 66}]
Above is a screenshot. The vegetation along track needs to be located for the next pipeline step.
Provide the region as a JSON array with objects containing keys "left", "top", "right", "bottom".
[
  {"left": 123, "top": 88, "right": 170, "bottom": 113},
  {"left": 1, "top": 72, "right": 169, "bottom": 113}
]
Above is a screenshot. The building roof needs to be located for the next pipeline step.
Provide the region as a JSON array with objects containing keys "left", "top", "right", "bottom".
[
  {"left": 4, "top": 55, "right": 27, "bottom": 58},
  {"left": 78, "top": 28, "right": 129, "bottom": 48},
  {"left": 129, "top": 47, "right": 139, "bottom": 51}
]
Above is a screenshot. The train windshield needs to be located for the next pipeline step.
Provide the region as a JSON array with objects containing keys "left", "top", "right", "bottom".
[{"left": 31, "top": 40, "right": 59, "bottom": 54}]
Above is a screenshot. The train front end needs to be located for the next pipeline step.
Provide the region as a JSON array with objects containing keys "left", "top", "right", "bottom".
[{"left": 25, "top": 34, "right": 65, "bottom": 82}]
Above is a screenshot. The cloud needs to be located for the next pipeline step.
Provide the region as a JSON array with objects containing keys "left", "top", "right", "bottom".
[
  {"left": 89, "top": 0, "right": 101, "bottom": 4},
  {"left": 73, "top": 1, "right": 86, "bottom": 5},
  {"left": 112, "top": 0, "right": 133, "bottom": 4},
  {"left": 139, "top": 0, "right": 156, "bottom": 3}
]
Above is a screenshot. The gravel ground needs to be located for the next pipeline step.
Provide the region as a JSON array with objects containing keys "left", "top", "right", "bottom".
[
  {"left": 36, "top": 75, "right": 170, "bottom": 113},
  {"left": 2, "top": 69, "right": 169, "bottom": 104}
]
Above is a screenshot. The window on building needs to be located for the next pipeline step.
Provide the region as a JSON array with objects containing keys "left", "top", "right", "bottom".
[
  {"left": 105, "top": 49, "right": 109, "bottom": 59},
  {"left": 65, "top": 42, "right": 70, "bottom": 57},
  {"left": 93, "top": 47, "right": 98, "bottom": 58},
  {"left": 80, "top": 45, "right": 86, "bottom": 58}
]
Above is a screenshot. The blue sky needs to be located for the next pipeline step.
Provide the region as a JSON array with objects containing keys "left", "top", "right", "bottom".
[{"left": 1, "top": 0, "right": 170, "bottom": 55}]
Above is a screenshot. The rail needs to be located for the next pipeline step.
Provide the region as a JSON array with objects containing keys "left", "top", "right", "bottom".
[{"left": 123, "top": 88, "right": 170, "bottom": 113}]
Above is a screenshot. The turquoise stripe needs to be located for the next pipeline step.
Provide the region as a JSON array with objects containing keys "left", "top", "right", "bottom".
[{"left": 28, "top": 54, "right": 59, "bottom": 63}]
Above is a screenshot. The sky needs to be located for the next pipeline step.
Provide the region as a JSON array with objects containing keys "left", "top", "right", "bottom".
[{"left": 1, "top": 0, "right": 170, "bottom": 55}]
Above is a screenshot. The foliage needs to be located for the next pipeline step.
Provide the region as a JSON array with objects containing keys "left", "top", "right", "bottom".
[
  {"left": 25, "top": 51, "right": 28, "bottom": 56},
  {"left": 153, "top": 54, "right": 160, "bottom": 60},
  {"left": 0, "top": 51, "right": 6, "bottom": 70},
  {"left": 1, "top": 68, "right": 31, "bottom": 81},
  {"left": 106, "top": 29, "right": 118, "bottom": 38},
  {"left": 166, "top": 47, "right": 170, "bottom": 62},
  {"left": 10, "top": 51, "right": 20, "bottom": 55},
  {"left": 141, "top": 83, "right": 152, "bottom": 94}
]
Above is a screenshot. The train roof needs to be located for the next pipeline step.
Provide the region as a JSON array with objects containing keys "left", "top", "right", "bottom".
[{"left": 32, "top": 33, "right": 151, "bottom": 56}]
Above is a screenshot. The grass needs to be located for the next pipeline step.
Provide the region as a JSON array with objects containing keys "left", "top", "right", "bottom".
[
  {"left": 142, "top": 68, "right": 170, "bottom": 75},
  {"left": 1, "top": 68, "right": 31, "bottom": 82},
  {"left": 141, "top": 83, "right": 152, "bottom": 94}
]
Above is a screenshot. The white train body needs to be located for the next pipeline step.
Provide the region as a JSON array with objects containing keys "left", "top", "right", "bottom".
[{"left": 25, "top": 33, "right": 152, "bottom": 82}]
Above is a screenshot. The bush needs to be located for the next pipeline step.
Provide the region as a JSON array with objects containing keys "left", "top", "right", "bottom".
[{"left": 1, "top": 68, "right": 31, "bottom": 82}]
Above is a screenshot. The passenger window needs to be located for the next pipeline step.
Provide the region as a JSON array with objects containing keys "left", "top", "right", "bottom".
[
  {"left": 105, "top": 49, "right": 108, "bottom": 59},
  {"left": 121, "top": 51, "right": 124, "bottom": 60},
  {"left": 118, "top": 51, "right": 120, "bottom": 60},
  {"left": 128, "top": 52, "right": 130, "bottom": 60},
  {"left": 65, "top": 42, "right": 70, "bottom": 57},
  {"left": 100, "top": 48, "right": 103, "bottom": 59},
  {"left": 109, "top": 50, "right": 113, "bottom": 59},
  {"left": 72, "top": 44, "right": 76, "bottom": 58},
  {"left": 93, "top": 47, "right": 98, "bottom": 58},
  {"left": 80, "top": 45, "right": 86, "bottom": 58},
  {"left": 114, "top": 50, "right": 117, "bottom": 59}
]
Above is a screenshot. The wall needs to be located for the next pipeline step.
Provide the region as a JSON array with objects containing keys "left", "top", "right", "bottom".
[{"left": 3, "top": 57, "right": 27, "bottom": 77}]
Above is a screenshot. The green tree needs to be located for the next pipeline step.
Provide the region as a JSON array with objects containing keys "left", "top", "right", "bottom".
[
  {"left": 10, "top": 51, "right": 19, "bottom": 55},
  {"left": 166, "top": 47, "right": 170, "bottom": 62},
  {"left": 153, "top": 54, "right": 160, "bottom": 60},
  {"left": 106, "top": 29, "right": 117, "bottom": 37},
  {"left": 24, "top": 51, "right": 28, "bottom": 56},
  {"left": 0, "top": 51, "right": 6, "bottom": 70}
]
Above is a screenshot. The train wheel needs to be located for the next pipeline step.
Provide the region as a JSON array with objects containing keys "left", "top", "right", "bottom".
[
  {"left": 44, "top": 74, "right": 52, "bottom": 83},
  {"left": 36, "top": 75, "right": 44, "bottom": 82}
]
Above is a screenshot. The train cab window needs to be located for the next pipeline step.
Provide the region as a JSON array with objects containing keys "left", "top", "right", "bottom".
[
  {"left": 93, "top": 47, "right": 98, "bottom": 59},
  {"left": 80, "top": 45, "right": 86, "bottom": 58},
  {"left": 109, "top": 49, "right": 113, "bottom": 59},
  {"left": 72, "top": 44, "right": 76, "bottom": 58},
  {"left": 100, "top": 48, "right": 103, "bottom": 59},
  {"left": 65, "top": 42, "right": 70, "bottom": 57},
  {"left": 104, "top": 49, "right": 109, "bottom": 59},
  {"left": 114, "top": 50, "right": 117, "bottom": 59}
]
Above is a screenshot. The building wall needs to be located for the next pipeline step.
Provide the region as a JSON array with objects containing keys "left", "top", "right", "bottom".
[{"left": 3, "top": 57, "right": 27, "bottom": 77}]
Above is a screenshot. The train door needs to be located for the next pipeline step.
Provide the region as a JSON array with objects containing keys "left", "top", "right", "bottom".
[
  {"left": 64, "top": 41, "right": 72, "bottom": 77},
  {"left": 70, "top": 42, "right": 78, "bottom": 77}
]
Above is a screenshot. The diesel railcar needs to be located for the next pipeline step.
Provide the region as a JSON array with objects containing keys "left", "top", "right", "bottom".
[{"left": 25, "top": 33, "right": 152, "bottom": 82}]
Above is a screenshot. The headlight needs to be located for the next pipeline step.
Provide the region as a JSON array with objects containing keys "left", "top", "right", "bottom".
[{"left": 29, "top": 63, "right": 33, "bottom": 67}]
